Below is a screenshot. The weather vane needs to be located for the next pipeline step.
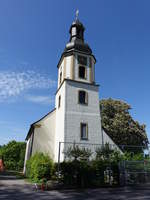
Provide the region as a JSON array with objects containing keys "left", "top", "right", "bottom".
[{"left": 75, "top": 9, "right": 79, "bottom": 20}]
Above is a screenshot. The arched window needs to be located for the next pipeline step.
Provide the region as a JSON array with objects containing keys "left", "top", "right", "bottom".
[{"left": 78, "top": 90, "right": 88, "bottom": 105}]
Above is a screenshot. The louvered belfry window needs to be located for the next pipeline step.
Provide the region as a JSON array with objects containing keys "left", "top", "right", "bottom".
[{"left": 78, "top": 55, "right": 87, "bottom": 65}]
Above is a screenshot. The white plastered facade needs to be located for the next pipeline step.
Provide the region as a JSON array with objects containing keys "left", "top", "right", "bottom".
[
  {"left": 24, "top": 110, "right": 56, "bottom": 173},
  {"left": 24, "top": 22, "right": 121, "bottom": 172}
]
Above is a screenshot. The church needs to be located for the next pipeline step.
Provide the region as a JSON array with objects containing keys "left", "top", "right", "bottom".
[{"left": 24, "top": 14, "right": 119, "bottom": 172}]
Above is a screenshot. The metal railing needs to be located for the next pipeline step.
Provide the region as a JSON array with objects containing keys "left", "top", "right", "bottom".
[{"left": 57, "top": 141, "right": 149, "bottom": 175}]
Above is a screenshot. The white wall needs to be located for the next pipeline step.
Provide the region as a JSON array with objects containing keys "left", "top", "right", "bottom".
[
  {"left": 32, "top": 110, "right": 56, "bottom": 160},
  {"left": 23, "top": 131, "right": 34, "bottom": 174},
  {"left": 64, "top": 80, "right": 102, "bottom": 146},
  {"left": 102, "top": 129, "right": 122, "bottom": 152},
  {"left": 65, "top": 56, "right": 71, "bottom": 79},
  {"left": 23, "top": 138, "right": 30, "bottom": 174},
  {"left": 55, "top": 82, "right": 66, "bottom": 162}
]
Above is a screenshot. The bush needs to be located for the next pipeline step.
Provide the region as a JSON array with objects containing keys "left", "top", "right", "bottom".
[
  {"left": 26, "top": 152, "right": 54, "bottom": 182},
  {"left": 64, "top": 145, "right": 92, "bottom": 161},
  {"left": 60, "top": 160, "right": 94, "bottom": 187},
  {"left": 59, "top": 145, "right": 121, "bottom": 187},
  {"left": 0, "top": 141, "right": 26, "bottom": 171}
]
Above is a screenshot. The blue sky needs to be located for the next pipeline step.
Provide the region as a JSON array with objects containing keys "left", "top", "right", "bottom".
[{"left": 0, "top": 0, "right": 150, "bottom": 145}]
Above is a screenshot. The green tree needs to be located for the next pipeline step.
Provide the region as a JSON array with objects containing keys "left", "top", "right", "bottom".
[
  {"left": 64, "top": 145, "right": 92, "bottom": 161},
  {"left": 100, "top": 98, "right": 149, "bottom": 150},
  {"left": 0, "top": 140, "right": 26, "bottom": 170},
  {"left": 26, "top": 152, "right": 54, "bottom": 182}
]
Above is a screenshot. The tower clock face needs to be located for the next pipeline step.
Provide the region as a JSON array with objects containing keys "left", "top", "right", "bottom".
[{"left": 78, "top": 55, "right": 87, "bottom": 66}]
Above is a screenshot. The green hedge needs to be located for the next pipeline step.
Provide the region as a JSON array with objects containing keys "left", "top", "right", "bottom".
[
  {"left": 25, "top": 145, "right": 148, "bottom": 187},
  {"left": 59, "top": 145, "right": 121, "bottom": 187},
  {"left": 26, "top": 152, "right": 53, "bottom": 182},
  {"left": 60, "top": 160, "right": 119, "bottom": 187}
]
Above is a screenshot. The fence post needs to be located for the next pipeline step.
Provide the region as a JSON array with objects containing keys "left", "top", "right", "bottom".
[{"left": 119, "top": 160, "right": 126, "bottom": 186}]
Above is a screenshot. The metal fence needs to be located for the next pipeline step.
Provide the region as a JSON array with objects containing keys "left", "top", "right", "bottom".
[
  {"left": 58, "top": 141, "right": 121, "bottom": 164},
  {"left": 119, "top": 160, "right": 150, "bottom": 185},
  {"left": 58, "top": 141, "right": 150, "bottom": 164}
]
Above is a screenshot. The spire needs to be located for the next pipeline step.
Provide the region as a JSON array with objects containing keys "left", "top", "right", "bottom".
[
  {"left": 64, "top": 11, "right": 92, "bottom": 54},
  {"left": 69, "top": 10, "right": 85, "bottom": 43}
]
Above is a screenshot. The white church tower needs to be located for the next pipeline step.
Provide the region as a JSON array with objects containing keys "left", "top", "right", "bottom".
[
  {"left": 55, "top": 13, "right": 102, "bottom": 161},
  {"left": 24, "top": 13, "right": 118, "bottom": 172}
]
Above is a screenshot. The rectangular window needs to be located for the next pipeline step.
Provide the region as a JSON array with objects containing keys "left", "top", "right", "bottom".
[
  {"left": 78, "top": 55, "right": 87, "bottom": 65},
  {"left": 79, "top": 66, "right": 86, "bottom": 79},
  {"left": 80, "top": 123, "right": 88, "bottom": 140},
  {"left": 58, "top": 95, "right": 61, "bottom": 108},
  {"left": 78, "top": 91, "right": 88, "bottom": 105},
  {"left": 59, "top": 72, "right": 62, "bottom": 84}
]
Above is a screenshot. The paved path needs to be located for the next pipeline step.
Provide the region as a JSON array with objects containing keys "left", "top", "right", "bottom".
[{"left": 1, "top": 173, "right": 150, "bottom": 200}]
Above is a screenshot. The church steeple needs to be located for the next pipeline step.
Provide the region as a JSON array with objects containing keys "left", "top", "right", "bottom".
[
  {"left": 69, "top": 10, "right": 85, "bottom": 43},
  {"left": 64, "top": 11, "right": 92, "bottom": 55},
  {"left": 57, "top": 12, "right": 96, "bottom": 88}
]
